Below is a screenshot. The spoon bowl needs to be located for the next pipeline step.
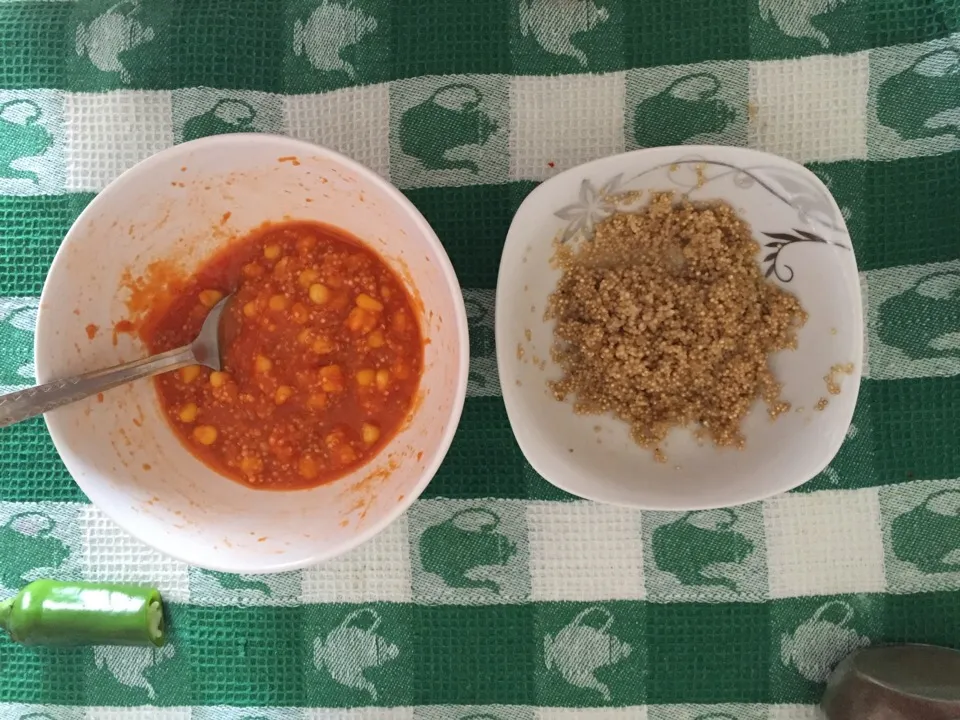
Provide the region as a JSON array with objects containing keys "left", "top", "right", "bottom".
[{"left": 190, "top": 295, "right": 231, "bottom": 370}]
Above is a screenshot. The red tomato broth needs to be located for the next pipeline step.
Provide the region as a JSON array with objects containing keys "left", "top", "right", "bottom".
[{"left": 144, "top": 221, "right": 424, "bottom": 490}]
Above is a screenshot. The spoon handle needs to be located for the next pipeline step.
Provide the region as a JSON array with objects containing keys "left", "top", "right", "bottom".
[{"left": 0, "top": 345, "right": 196, "bottom": 428}]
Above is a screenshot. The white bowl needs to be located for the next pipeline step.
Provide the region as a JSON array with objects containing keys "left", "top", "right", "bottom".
[
  {"left": 35, "top": 134, "right": 468, "bottom": 572},
  {"left": 496, "top": 146, "right": 863, "bottom": 510}
]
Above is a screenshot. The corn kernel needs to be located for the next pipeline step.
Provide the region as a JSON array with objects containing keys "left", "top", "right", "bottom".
[
  {"left": 356, "top": 369, "right": 375, "bottom": 387},
  {"left": 240, "top": 455, "right": 263, "bottom": 475},
  {"left": 320, "top": 364, "right": 342, "bottom": 378},
  {"left": 263, "top": 244, "right": 282, "bottom": 260},
  {"left": 319, "top": 365, "right": 343, "bottom": 393},
  {"left": 180, "top": 365, "right": 201, "bottom": 384},
  {"left": 376, "top": 369, "right": 390, "bottom": 391},
  {"left": 242, "top": 301, "right": 257, "bottom": 318},
  {"left": 291, "top": 302, "right": 309, "bottom": 324},
  {"left": 362, "top": 422, "right": 380, "bottom": 445},
  {"left": 346, "top": 307, "right": 375, "bottom": 334},
  {"left": 325, "top": 430, "right": 345, "bottom": 448},
  {"left": 255, "top": 355, "right": 272, "bottom": 373},
  {"left": 275, "top": 385, "right": 293, "bottom": 405},
  {"left": 178, "top": 403, "right": 198, "bottom": 423},
  {"left": 297, "top": 328, "right": 313, "bottom": 345},
  {"left": 243, "top": 262, "right": 265, "bottom": 278},
  {"left": 312, "top": 337, "right": 333, "bottom": 354},
  {"left": 367, "top": 330, "right": 385, "bottom": 349},
  {"left": 209, "top": 371, "right": 229, "bottom": 388},
  {"left": 198, "top": 289, "right": 223, "bottom": 308},
  {"left": 268, "top": 294, "right": 288, "bottom": 311},
  {"left": 309, "top": 283, "right": 330, "bottom": 305},
  {"left": 193, "top": 425, "right": 217, "bottom": 445},
  {"left": 307, "top": 392, "right": 328, "bottom": 410},
  {"left": 356, "top": 293, "right": 384, "bottom": 312},
  {"left": 298, "top": 457, "right": 319, "bottom": 479},
  {"left": 346, "top": 307, "right": 365, "bottom": 331},
  {"left": 296, "top": 235, "right": 317, "bottom": 254},
  {"left": 339, "top": 445, "right": 358, "bottom": 465},
  {"left": 298, "top": 268, "right": 319, "bottom": 288}
]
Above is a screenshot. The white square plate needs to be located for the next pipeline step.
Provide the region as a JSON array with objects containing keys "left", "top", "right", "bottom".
[{"left": 496, "top": 146, "right": 863, "bottom": 510}]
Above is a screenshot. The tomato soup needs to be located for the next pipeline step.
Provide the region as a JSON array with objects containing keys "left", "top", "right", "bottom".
[{"left": 145, "top": 221, "right": 423, "bottom": 490}]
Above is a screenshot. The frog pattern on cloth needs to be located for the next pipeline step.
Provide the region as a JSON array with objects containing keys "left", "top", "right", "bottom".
[
  {"left": 182, "top": 99, "right": 259, "bottom": 142},
  {"left": 633, "top": 73, "right": 737, "bottom": 147},
  {"left": 543, "top": 606, "right": 632, "bottom": 702},
  {"left": 75, "top": 0, "right": 156, "bottom": 84},
  {"left": 406, "top": 708, "right": 534, "bottom": 720},
  {"left": 0, "top": 100, "right": 52, "bottom": 186},
  {"left": 192, "top": 710, "right": 302, "bottom": 720},
  {"left": 779, "top": 600, "right": 871, "bottom": 683},
  {"left": 419, "top": 507, "right": 518, "bottom": 595},
  {"left": 292, "top": 0, "right": 378, "bottom": 80},
  {"left": 197, "top": 569, "right": 273, "bottom": 596},
  {"left": 516, "top": 0, "right": 610, "bottom": 68},
  {"left": 0, "top": 513, "right": 70, "bottom": 589},
  {"left": 464, "top": 288, "right": 500, "bottom": 397},
  {"left": 651, "top": 509, "right": 755, "bottom": 592},
  {"left": 93, "top": 643, "right": 176, "bottom": 700},
  {"left": 174, "top": 89, "right": 285, "bottom": 145},
  {"left": 877, "top": 49, "right": 960, "bottom": 142},
  {"left": 411, "top": 499, "right": 530, "bottom": 603},
  {"left": 189, "top": 565, "right": 303, "bottom": 606},
  {"left": 313, "top": 608, "right": 399, "bottom": 701},
  {"left": 648, "top": 707, "right": 768, "bottom": 720},
  {"left": 399, "top": 84, "right": 499, "bottom": 174},
  {"left": 758, "top": 0, "right": 852, "bottom": 49},
  {"left": 891, "top": 488, "right": 960, "bottom": 574},
  {"left": 877, "top": 271, "right": 960, "bottom": 361},
  {"left": 0, "top": 298, "right": 38, "bottom": 393},
  {"left": 6, "top": 711, "right": 85, "bottom": 720},
  {"left": 880, "top": 481, "right": 960, "bottom": 594}
]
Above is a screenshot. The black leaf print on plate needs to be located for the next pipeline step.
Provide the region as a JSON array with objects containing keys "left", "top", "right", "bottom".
[{"left": 761, "top": 229, "right": 850, "bottom": 283}]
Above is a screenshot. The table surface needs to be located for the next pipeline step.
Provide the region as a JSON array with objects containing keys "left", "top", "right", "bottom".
[{"left": 1, "top": 0, "right": 959, "bottom": 717}]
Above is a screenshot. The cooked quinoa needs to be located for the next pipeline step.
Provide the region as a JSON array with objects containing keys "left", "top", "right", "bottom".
[{"left": 546, "top": 193, "right": 807, "bottom": 456}]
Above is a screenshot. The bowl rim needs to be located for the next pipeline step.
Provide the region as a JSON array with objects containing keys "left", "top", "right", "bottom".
[
  {"left": 35, "top": 133, "right": 470, "bottom": 572},
  {"left": 495, "top": 144, "right": 863, "bottom": 510}
]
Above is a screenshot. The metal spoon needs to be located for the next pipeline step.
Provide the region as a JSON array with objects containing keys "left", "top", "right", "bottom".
[
  {"left": 0, "top": 295, "right": 232, "bottom": 428},
  {"left": 822, "top": 643, "right": 960, "bottom": 720}
]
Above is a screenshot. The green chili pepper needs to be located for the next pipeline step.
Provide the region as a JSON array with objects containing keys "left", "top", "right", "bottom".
[{"left": 0, "top": 579, "right": 165, "bottom": 647}]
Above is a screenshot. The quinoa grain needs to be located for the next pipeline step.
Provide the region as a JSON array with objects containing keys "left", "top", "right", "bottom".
[{"left": 546, "top": 193, "right": 807, "bottom": 454}]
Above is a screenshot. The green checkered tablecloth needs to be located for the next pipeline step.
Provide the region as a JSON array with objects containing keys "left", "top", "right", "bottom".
[{"left": 1, "top": 0, "right": 960, "bottom": 717}]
